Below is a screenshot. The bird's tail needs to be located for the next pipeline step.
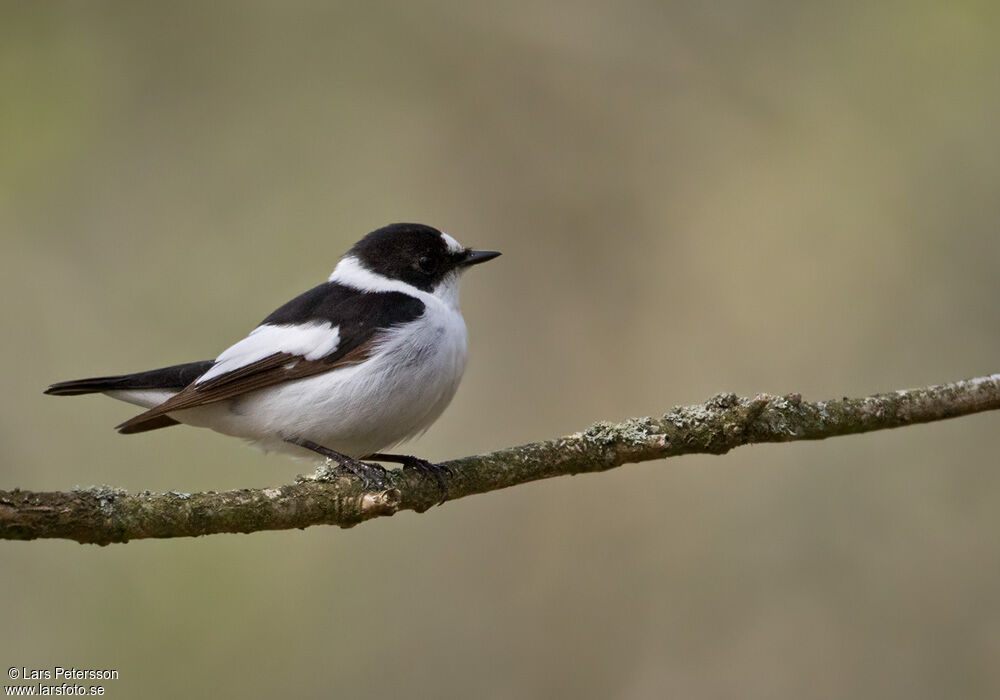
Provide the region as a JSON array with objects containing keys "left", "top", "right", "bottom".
[{"left": 44, "top": 360, "right": 214, "bottom": 396}]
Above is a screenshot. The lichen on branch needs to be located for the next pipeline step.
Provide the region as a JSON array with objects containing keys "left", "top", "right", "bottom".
[{"left": 3, "top": 373, "right": 999, "bottom": 545}]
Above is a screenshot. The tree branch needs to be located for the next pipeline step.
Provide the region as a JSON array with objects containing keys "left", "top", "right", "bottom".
[{"left": 4, "top": 374, "right": 999, "bottom": 545}]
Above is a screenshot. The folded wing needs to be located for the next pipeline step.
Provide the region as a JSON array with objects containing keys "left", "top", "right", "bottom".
[{"left": 116, "top": 283, "right": 425, "bottom": 434}]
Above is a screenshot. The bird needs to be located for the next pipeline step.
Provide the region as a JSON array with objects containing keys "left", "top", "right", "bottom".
[{"left": 45, "top": 223, "right": 501, "bottom": 491}]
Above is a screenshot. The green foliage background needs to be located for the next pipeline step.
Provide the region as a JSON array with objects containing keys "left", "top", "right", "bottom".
[{"left": 3, "top": 2, "right": 999, "bottom": 697}]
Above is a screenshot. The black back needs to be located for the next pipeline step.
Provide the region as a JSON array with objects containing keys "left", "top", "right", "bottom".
[{"left": 260, "top": 282, "right": 425, "bottom": 364}]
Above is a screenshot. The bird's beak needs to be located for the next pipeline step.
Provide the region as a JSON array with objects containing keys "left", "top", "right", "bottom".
[{"left": 459, "top": 249, "right": 502, "bottom": 268}]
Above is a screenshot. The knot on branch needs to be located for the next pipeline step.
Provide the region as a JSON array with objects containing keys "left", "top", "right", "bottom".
[
  {"left": 719, "top": 394, "right": 774, "bottom": 451},
  {"left": 359, "top": 489, "right": 402, "bottom": 519}
]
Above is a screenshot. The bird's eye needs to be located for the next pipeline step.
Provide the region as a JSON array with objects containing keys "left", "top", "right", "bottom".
[{"left": 417, "top": 255, "right": 438, "bottom": 274}]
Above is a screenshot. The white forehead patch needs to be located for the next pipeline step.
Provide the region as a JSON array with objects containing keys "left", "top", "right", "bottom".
[{"left": 440, "top": 231, "right": 464, "bottom": 253}]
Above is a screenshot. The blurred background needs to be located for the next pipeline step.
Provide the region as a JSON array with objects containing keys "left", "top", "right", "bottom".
[{"left": 3, "top": 1, "right": 999, "bottom": 698}]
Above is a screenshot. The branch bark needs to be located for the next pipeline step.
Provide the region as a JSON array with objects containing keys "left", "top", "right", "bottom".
[{"left": 4, "top": 374, "right": 999, "bottom": 545}]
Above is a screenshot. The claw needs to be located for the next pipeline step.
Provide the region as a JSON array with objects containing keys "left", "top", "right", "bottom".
[
  {"left": 336, "top": 459, "right": 389, "bottom": 490},
  {"left": 401, "top": 458, "right": 451, "bottom": 504},
  {"left": 285, "top": 437, "right": 389, "bottom": 490},
  {"left": 360, "top": 452, "right": 453, "bottom": 505}
]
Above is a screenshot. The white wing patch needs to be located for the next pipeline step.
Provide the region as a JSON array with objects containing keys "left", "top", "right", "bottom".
[{"left": 196, "top": 322, "right": 341, "bottom": 385}]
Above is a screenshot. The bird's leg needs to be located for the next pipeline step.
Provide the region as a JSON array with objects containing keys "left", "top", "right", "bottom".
[
  {"left": 286, "top": 437, "right": 388, "bottom": 489},
  {"left": 364, "top": 453, "right": 452, "bottom": 504}
]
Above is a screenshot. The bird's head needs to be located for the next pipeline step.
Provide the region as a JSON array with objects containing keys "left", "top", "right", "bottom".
[{"left": 330, "top": 223, "right": 501, "bottom": 307}]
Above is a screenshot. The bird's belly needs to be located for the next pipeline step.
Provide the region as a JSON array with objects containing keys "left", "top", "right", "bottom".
[{"left": 175, "top": 313, "right": 468, "bottom": 458}]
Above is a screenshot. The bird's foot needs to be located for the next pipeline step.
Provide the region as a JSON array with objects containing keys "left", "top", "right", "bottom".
[
  {"left": 287, "top": 438, "right": 388, "bottom": 490},
  {"left": 333, "top": 457, "right": 389, "bottom": 491},
  {"left": 366, "top": 453, "right": 452, "bottom": 504}
]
